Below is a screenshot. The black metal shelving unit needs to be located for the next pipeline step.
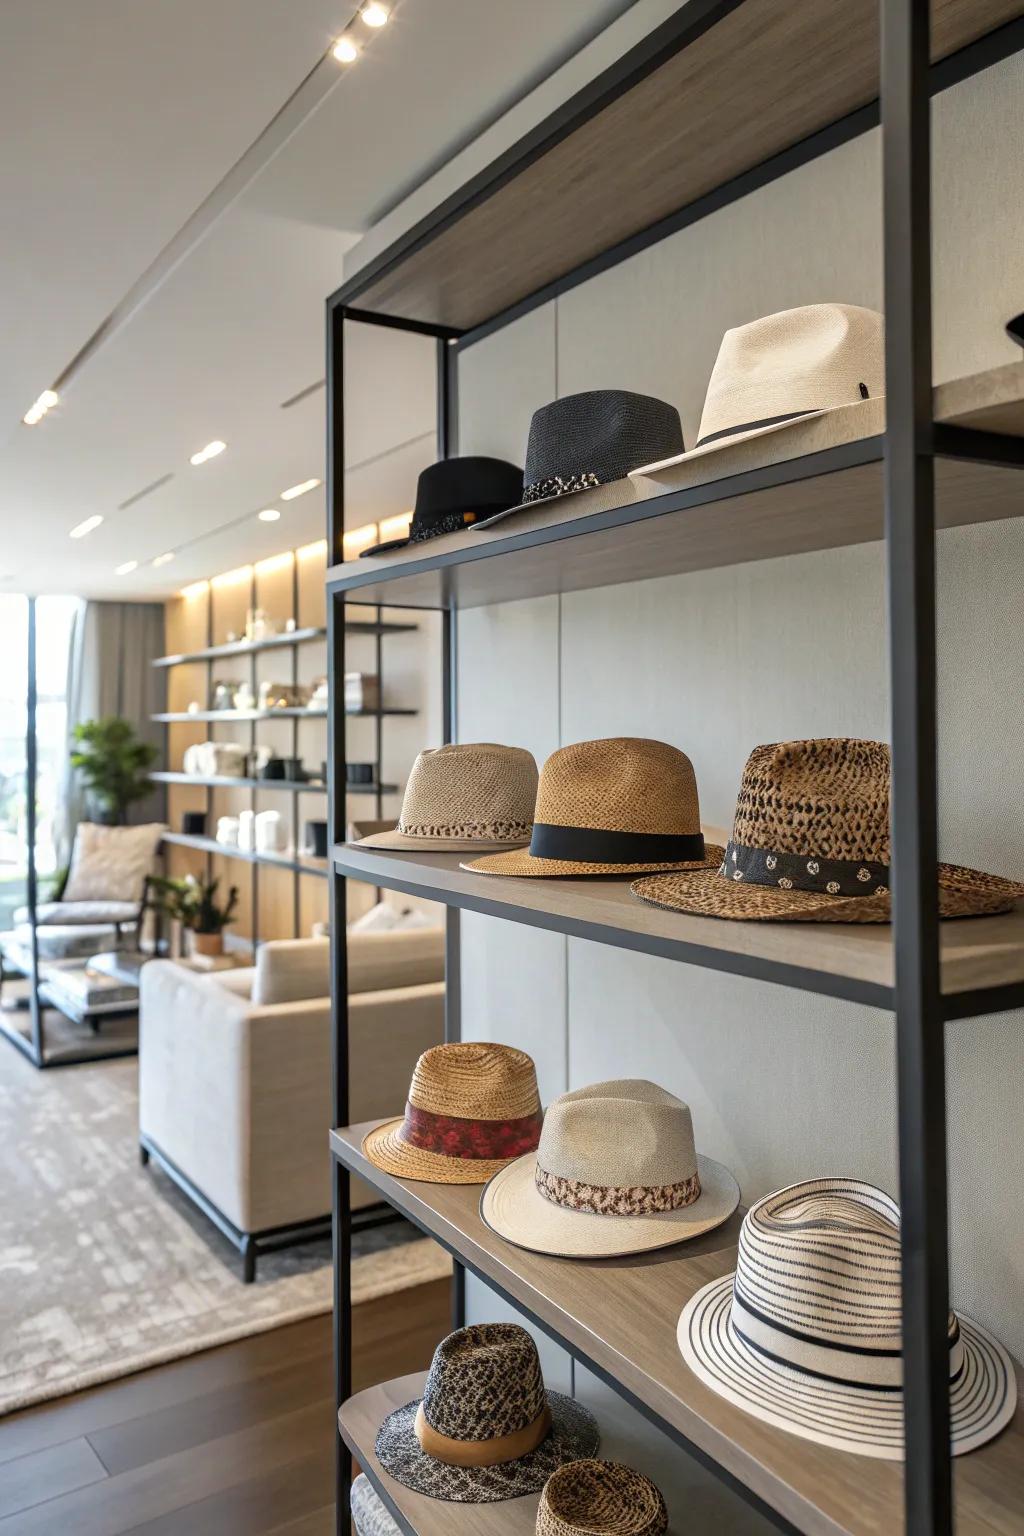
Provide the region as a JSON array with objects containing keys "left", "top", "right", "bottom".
[{"left": 324, "top": 4, "right": 1024, "bottom": 1533}]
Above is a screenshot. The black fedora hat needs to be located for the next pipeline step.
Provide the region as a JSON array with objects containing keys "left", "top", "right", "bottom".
[
  {"left": 473, "top": 390, "right": 684, "bottom": 531},
  {"left": 361, "top": 457, "right": 523, "bottom": 557}
]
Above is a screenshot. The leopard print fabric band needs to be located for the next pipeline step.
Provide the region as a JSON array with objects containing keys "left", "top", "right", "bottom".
[
  {"left": 398, "top": 819, "right": 533, "bottom": 841},
  {"left": 535, "top": 1164, "right": 702, "bottom": 1216},
  {"left": 523, "top": 472, "right": 600, "bottom": 503}
]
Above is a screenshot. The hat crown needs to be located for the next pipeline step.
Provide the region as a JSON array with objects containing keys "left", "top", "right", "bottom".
[
  {"left": 524, "top": 391, "right": 684, "bottom": 491},
  {"left": 731, "top": 737, "right": 891, "bottom": 862},
  {"left": 397, "top": 743, "right": 538, "bottom": 841},
  {"left": 421, "top": 1323, "right": 547, "bottom": 1441},
  {"left": 534, "top": 738, "right": 701, "bottom": 836},
  {"left": 538, "top": 1079, "right": 698, "bottom": 1187},
  {"left": 407, "top": 1041, "right": 541, "bottom": 1121},
  {"left": 413, "top": 456, "right": 523, "bottom": 522},
  {"left": 697, "top": 304, "right": 883, "bottom": 444},
  {"left": 538, "top": 1459, "right": 669, "bottom": 1536}
]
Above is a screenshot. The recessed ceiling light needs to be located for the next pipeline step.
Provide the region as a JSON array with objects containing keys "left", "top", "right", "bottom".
[
  {"left": 152, "top": 552, "right": 175, "bottom": 567},
  {"left": 280, "top": 478, "right": 321, "bottom": 501},
  {"left": 257, "top": 508, "right": 281, "bottom": 522},
  {"left": 115, "top": 560, "right": 139, "bottom": 575},
  {"left": 332, "top": 35, "right": 359, "bottom": 62},
  {"left": 23, "top": 388, "right": 59, "bottom": 426},
  {"left": 361, "top": 4, "right": 389, "bottom": 26},
  {"left": 189, "top": 439, "right": 226, "bottom": 466},
  {"left": 69, "top": 515, "right": 104, "bottom": 539}
]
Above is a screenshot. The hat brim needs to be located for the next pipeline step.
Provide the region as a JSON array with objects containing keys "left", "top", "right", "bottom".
[
  {"left": 374, "top": 1391, "right": 600, "bottom": 1502},
  {"left": 361, "top": 504, "right": 521, "bottom": 558},
  {"left": 353, "top": 828, "right": 532, "bottom": 853},
  {"left": 480, "top": 1151, "right": 739, "bottom": 1258},
  {"left": 632, "top": 860, "right": 1024, "bottom": 923},
  {"left": 471, "top": 476, "right": 621, "bottom": 532},
  {"left": 362, "top": 1118, "right": 524, "bottom": 1185},
  {"left": 461, "top": 842, "right": 726, "bottom": 879},
  {"left": 678, "top": 1275, "right": 1017, "bottom": 1460},
  {"left": 632, "top": 408, "right": 826, "bottom": 474}
]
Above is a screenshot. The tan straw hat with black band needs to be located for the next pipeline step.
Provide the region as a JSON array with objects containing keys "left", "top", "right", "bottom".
[
  {"left": 363, "top": 1042, "right": 542, "bottom": 1184},
  {"left": 633, "top": 738, "right": 1024, "bottom": 923},
  {"left": 353, "top": 743, "right": 538, "bottom": 852},
  {"left": 374, "top": 1323, "right": 599, "bottom": 1503},
  {"left": 679, "top": 1178, "right": 1017, "bottom": 1459},
  {"left": 537, "top": 1460, "right": 668, "bottom": 1536},
  {"left": 481, "top": 1079, "right": 739, "bottom": 1258},
  {"left": 463, "top": 738, "right": 724, "bottom": 878},
  {"left": 633, "top": 303, "right": 883, "bottom": 475}
]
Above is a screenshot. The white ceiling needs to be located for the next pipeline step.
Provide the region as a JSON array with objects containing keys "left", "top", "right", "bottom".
[{"left": 0, "top": 0, "right": 638, "bottom": 599}]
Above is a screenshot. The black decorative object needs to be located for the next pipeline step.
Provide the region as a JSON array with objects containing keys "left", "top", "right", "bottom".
[
  {"left": 182, "top": 811, "right": 207, "bottom": 836},
  {"left": 261, "top": 757, "right": 304, "bottom": 782},
  {"left": 1007, "top": 312, "right": 1024, "bottom": 349},
  {"left": 306, "top": 820, "right": 329, "bottom": 859},
  {"left": 347, "top": 762, "right": 375, "bottom": 784},
  {"left": 473, "top": 390, "right": 684, "bottom": 530},
  {"left": 360, "top": 457, "right": 523, "bottom": 556}
]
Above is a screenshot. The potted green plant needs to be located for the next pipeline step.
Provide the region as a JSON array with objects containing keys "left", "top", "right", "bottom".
[
  {"left": 150, "top": 874, "right": 240, "bottom": 958},
  {"left": 70, "top": 716, "right": 159, "bottom": 824}
]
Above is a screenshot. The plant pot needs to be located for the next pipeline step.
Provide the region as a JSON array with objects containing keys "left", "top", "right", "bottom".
[{"left": 192, "top": 931, "right": 224, "bottom": 958}]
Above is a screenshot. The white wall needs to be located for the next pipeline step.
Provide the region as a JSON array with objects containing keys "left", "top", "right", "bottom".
[{"left": 453, "top": 51, "right": 1024, "bottom": 1528}]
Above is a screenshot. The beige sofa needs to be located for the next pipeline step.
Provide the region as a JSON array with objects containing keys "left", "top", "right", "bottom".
[{"left": 139, "top": 928, "right": 443, "bottom": 1280}]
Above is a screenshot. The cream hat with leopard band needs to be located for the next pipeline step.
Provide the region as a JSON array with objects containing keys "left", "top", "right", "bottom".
[
  {"left": 353, "top": 743, "right": 538, "bottom": 852},
  {"left": 363, "top": 1042, "right": 543, "bottom": 1185},
  {"left": 464, "top": 738, "right": 724, "bottom": 877},
  {"left": 633, "top": 738, "right": 1024, "bottom": 923},
  {"left": 481, "top": 1079, "right": 739, "bottom": 1257}
]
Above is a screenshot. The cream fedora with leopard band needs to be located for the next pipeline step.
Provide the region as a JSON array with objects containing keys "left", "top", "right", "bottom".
[
  {"left": 633, "top": 738, "right": 1024, "bottom": 923},
  {"left": 464, "top": 738, "right": 724, "bottom": 877},
  {"left": 679, "top": 1178, "right": 1017, "bottom": 1460},
  {"left": 634, "top": 303, "right": 883, "bottom": 475},
  {"left": 363, "top": 1042, "right": 542, "bottom": 1185},
  {"left": 481, "top": 1080, "right": 739, "bottom": 1258},
  {"left": 353, "top": 743, "right": 538, "bottom": 852}
]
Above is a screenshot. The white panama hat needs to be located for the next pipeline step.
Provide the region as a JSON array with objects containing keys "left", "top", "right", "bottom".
[
  {"left": 633, "top": 303, "right": 884, "bottom": 474},
  {"left": 678, "top": 1178, "right": 1016, "bottom": 1460}
]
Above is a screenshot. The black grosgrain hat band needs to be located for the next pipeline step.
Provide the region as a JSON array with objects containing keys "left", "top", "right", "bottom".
[
  {"left": 531, "top": 823, "right": 706, "bottom": 865},
  {"left": 721, "top": 840, "right": 890, "bottom": 896},
  {"left": 695, "top": 409, "right": 817, "bottom": 449}
]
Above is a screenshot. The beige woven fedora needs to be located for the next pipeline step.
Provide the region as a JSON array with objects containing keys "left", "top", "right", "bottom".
[
  {"left": 537, "top": 1460, "right": 668, "bottom": 1536},
  {"left": 633, "top": 304, "right": 883, "bottom": 474},
  {"left": 679, "top": 1178, "right": 1017, "bottom": 1460},
  {"left": 481, "top": 1080, "right": 739, "bottom": 1257},
  {"left": 363, "top": 1042, "right": 543, "bottom": 1184},
  {"left": 353, "top": 743, "right": 538, "bottom": 852},
  {"left": 463, "top": 738, "right": 724, "bottom": 877},
  {"left": 632, "top": 739, "right": 1024, "bottom": 923}
]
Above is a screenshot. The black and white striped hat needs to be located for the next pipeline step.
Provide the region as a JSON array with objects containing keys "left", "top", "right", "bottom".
[{"left": 678, "top": 1178, "right": 1016, "bottom": 1459}]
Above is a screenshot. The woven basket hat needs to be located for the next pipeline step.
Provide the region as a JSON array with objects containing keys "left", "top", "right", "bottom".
[
  {"left": 633, "top": 738, "right": 1024, "bottom": 922},
  {"left": 464, "top": 738, "right": 724, "bottom": 877},
  {"left": 679, "top": 1178, "right": 1017, "bottom": 1459},
  {"left": 634, "top": 304, "right": 883, "bottom": 475},
  {"left": 375, "top": 1323, "right": 600, "bottom": 1502},
  {"left": 481, "top": 1079, "right": 739, "bottom": 1257},
  {"left": 354, "top": 743, "right": 538, "bottom": 852},
  {"left": 473, "top": 391, "right": 684, "bottom": 530},
  {"left": 363, "top": 1041, "right": 543, "bottom": 1184},
  {"left": 537, "top": 1460, "right": 669, "bottom": 1536}
]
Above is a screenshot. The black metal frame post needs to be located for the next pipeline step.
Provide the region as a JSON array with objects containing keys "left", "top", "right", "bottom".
[
  {"left": 882, "top": 1, "right": 951, "bottom": 1532},
  {"left": 26, "top": 596, "right": 43, "bottom": 1065}
]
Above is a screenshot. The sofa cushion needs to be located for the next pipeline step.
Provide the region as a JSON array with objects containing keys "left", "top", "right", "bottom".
[
  {"left": 63, "top": 822, "right": 165, "bottom": 903},
  {"left": 252, "top": 940, "right": 330, "bottom": 1006},
  {"left": 347, "top": 926, "right": 444, "bottom": 995},
  {"left": 13, "top": 900, "right": 141, "bottom": 926}
]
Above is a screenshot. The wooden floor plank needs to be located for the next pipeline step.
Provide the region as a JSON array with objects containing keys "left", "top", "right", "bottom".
[
  {"left": 0, "top": 1435, "right": 108, "bottom": 1520},
  {"left": 264, "top": 1506, "right": 337, "bottom": 1536},
  {"left": 118, "top": 1440, "right": 335, "bottom": 1536}
]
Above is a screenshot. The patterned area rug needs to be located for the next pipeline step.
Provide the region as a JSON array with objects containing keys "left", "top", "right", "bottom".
[{"left": 0, "top": 1050, "right": 449, "bottom": 1415}]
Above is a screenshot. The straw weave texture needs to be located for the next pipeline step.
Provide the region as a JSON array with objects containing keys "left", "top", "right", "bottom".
[
  {"left": 537, "top": 1459, "right": 668, "bottom": 1536},
  {"left": 356, "top": 743, "right": 537, "bottom": 850}
]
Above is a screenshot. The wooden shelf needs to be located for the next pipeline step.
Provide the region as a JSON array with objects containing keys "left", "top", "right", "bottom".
[
  {"left": 325, "top": 368, "right": 1024, "bottom": 608},
  {"left": 152, "top": 619, "right": 417, "bottom": 667},
  {"left": 340, "top": 1374, "right": 540, "bottom": 1536},
  {"left": 162, "top": 830, "right": 328, "bottom": 878},
  {"left": 152, "top": 770, "right": 397, "bottom": 795},
  {"left": 152, "top": 708, "right": 416, "bottom": 722},
  {"left": 332, "top": 843, "right": 1024, "bottom": 1016},
  {"left": 331, "top": 1124, "right": 1024, "bottom": 1536},
  {"left": 335, "top": 0, "right": 1023, "bottom": 329}
]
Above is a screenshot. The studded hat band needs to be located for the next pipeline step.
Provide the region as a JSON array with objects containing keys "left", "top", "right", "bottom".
[
  {"left": 413, "top": 1401, "right": 552, "bottom": 1468},
  {"left": 530, "top": 823, "right": 706, "bottom": 865},
  {"left": 522, "top": 471, "right": 601, "bottom": 503},
  {"left": 720, "top": 840, "right": 890, "bottom": 896},
  {"left": 409, "top": 509, "right": 478, "bottom": 543},
  {"left": 399, "top": 1103, "right": 543, "bottom": 1161}
]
